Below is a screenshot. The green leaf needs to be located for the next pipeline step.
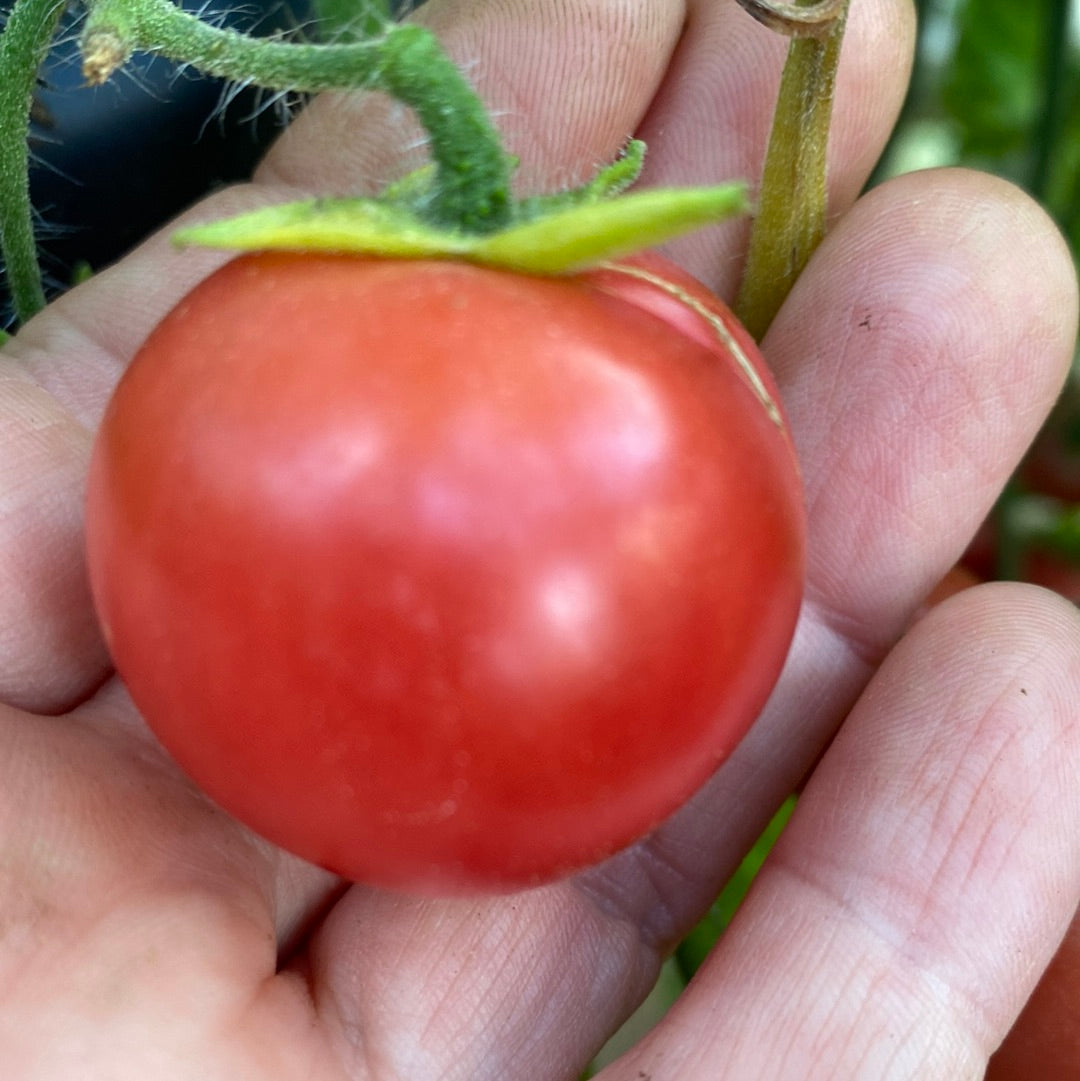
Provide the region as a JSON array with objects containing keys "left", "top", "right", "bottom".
[
  {"left": 940, "top": 1, "right": 1080, "bottom": 245},
  {"left": 1046, "top": 80, "right": 1080, "bottom": 241},
  {"left": 173, "top": 182, "right": 750, "bottom": 275}
]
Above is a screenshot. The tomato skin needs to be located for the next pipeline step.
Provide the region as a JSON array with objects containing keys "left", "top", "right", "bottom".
[{"left": 85, "top": 251, "right": 805, "bottom": 892}]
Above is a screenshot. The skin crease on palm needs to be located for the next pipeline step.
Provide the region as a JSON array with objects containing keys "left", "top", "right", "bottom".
[{"left": 1, "top": 0, "right": 1079, "bottom": 1076}]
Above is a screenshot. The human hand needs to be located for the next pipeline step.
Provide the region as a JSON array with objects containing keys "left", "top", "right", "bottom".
[{"left": 2, "top": 1, "right": 1078, "bottom": 1078}]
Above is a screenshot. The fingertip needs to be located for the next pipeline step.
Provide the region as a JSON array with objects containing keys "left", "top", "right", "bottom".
[
  {"left": 852, "top": 166, "right": 1079, "bottom": 378},
  {"left": 896, "top": 577, "right": 1080, "bottom": 732}
]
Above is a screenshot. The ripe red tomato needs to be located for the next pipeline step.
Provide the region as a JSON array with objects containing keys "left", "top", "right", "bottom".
[{"left": 85, "top": 250, "right": 805, "bottom": 892}]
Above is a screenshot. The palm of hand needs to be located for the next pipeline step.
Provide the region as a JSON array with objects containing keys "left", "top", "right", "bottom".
[{"left": 2, "top": 2, "right": 1079, "bottom": 1079}]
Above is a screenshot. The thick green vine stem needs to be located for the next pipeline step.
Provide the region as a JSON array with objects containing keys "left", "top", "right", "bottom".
[
  {"left": 734, "top": 0, "right": 849, "bottom": 341},
  {"left": 0, "top": 0, "right": 67, "bottom": 324},
  {"left": 79, "top": 0, "right": 514, "bottom": 233}
]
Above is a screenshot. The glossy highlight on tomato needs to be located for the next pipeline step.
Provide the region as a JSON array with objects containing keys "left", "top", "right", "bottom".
[{"left": 85, "top": 251, "right": 805, "bottom": 893}]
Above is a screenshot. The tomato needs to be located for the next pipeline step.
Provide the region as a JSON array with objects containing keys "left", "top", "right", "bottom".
[{"left": 85, "top": 250, "right": 805, "bottom": 892}]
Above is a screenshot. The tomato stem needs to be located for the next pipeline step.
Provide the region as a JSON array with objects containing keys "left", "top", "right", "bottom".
[
  {"left": 0, "top": 0, "right": 67, "bottom": 325},
  {"left": 733, "top": 0, "right": 849, "bottom": 341},
  {"left": 79, "top": 0, "right": 514, "bottom": 233}
]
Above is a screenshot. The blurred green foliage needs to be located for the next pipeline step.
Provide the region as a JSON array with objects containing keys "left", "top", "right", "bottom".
[
  {"left": 943, "top": 0, "right": 1055, "bottom": 162},
  {"left": 885, "top": 0, "right": 1080, "bottom": 254}
]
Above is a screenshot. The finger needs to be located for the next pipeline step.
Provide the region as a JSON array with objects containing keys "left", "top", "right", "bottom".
[
  {"left": 637, "top": 0, "right": 916, "bottom": 292},
  {"left": 0, "top": 359, "right": 106, "bottom": 711},
  {"left": 0, "top": 182, "right": 279, "bottom": 713},
  {"left": 579, "top": 169, "right": 1078, "bottom": 946},
  {"left": 11, "top": 0, "right": 690, "bottom": 416},
  {"left": 606, "top": 583, "right": 1080, "bottom": 1080},
  {"left": 295, "top": 882, "right": 661, "bottom": 1081}
]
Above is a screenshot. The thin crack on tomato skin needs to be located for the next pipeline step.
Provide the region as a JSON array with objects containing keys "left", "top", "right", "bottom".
[{"left": 596, "top": 261, "right": 785, "bottom": 430}]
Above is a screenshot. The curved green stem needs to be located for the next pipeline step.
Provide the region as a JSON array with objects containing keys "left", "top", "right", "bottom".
[
  {"left": 80, "top": 0, "right": 513, "bottom": 232},
  {"left": 0, "top": 0, "right": 66, "bottom": 324},
  {"left": 734, "top": 0, "right": 849, "bottom": 340}
]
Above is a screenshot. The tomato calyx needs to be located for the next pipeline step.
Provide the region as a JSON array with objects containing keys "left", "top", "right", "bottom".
[
  {"left": 174, "top": 140, "right": 751, "bottom": 277},
  {"left": 75, "top": 1, "right": 753, "bottom": 275},
  {"left": 74, "top": 0, "right": 849, "bottom": 287}
]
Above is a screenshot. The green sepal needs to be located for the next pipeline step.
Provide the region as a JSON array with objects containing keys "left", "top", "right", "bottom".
[
  {"left": 517, "top": 139, "right": 646, "bottom": 220},
  {"left": 475, "top": 183, "right": 749, "bottom": 273},
  {"left": 334, "top": 140, "right": 644, "bottom": 222},
  {"left": 173, "top": 180, "right": 750, "bottom": 276},
  {"left": 174, "top": 198, "right": 475, "bottom": 260},
  {"left": 379, "top": 162, "right": 438, "bottom": 207}
]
